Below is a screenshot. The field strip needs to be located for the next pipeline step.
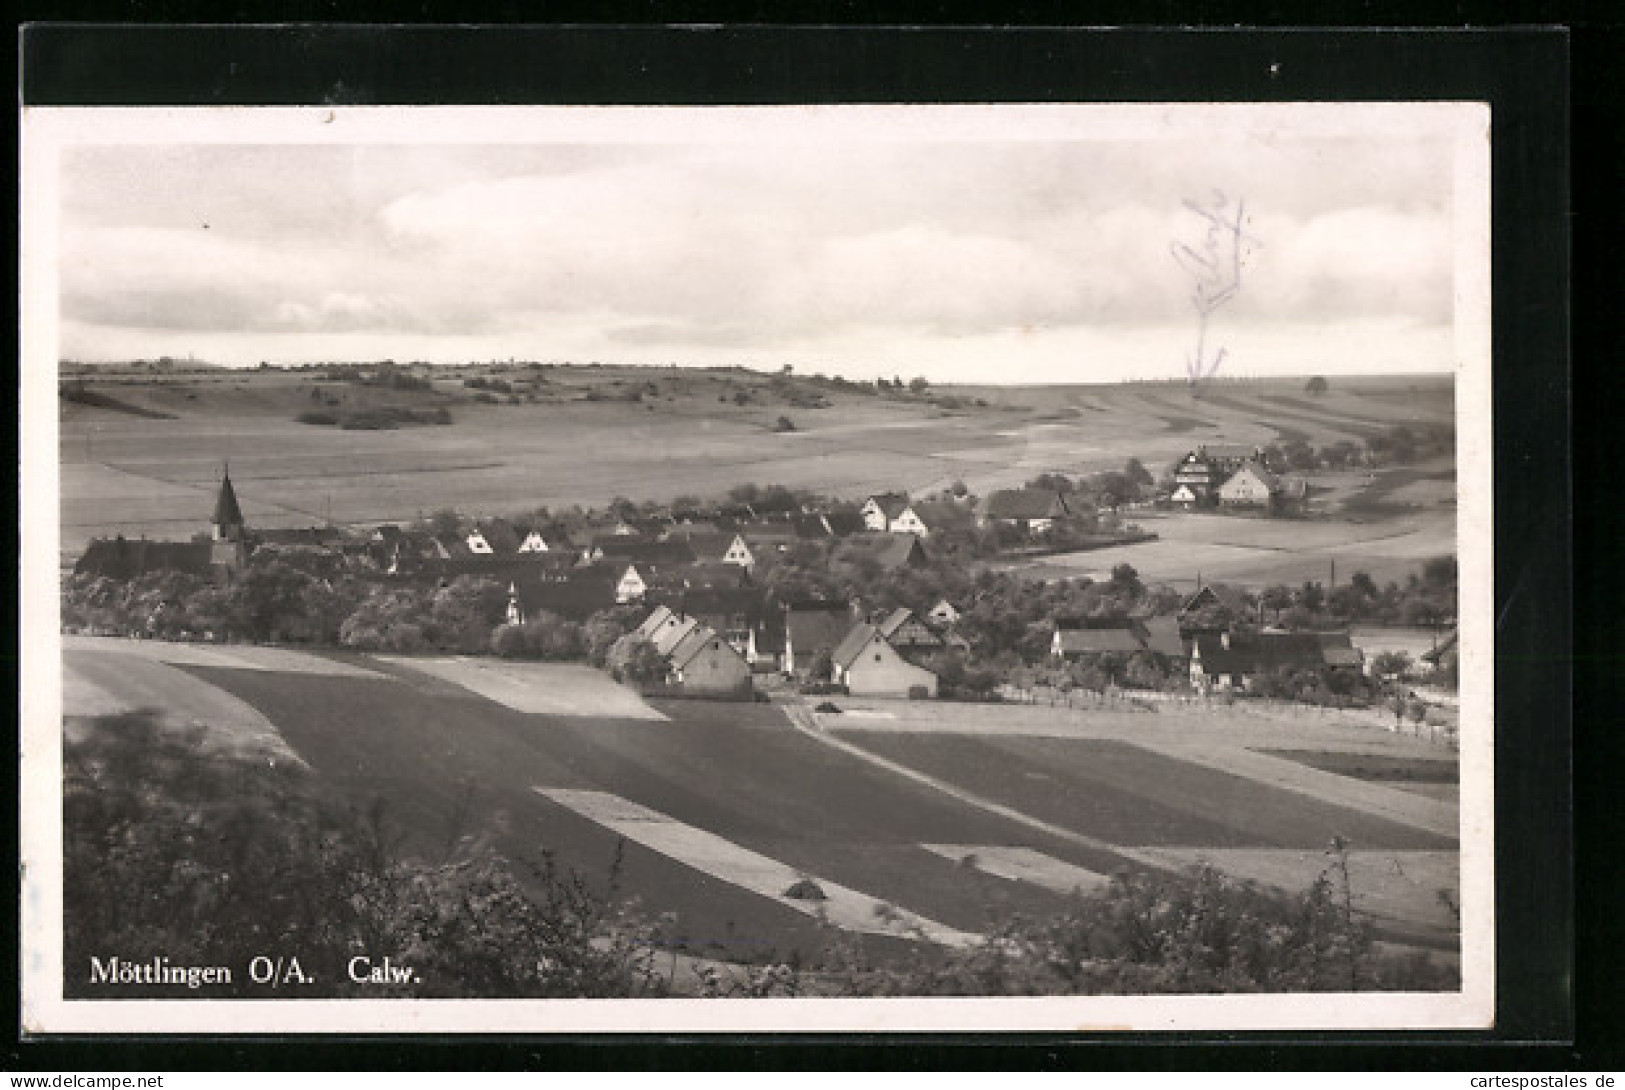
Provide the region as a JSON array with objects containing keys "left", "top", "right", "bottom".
[
  {"left": 535, "top": 788, "right": 981, "bottom": 947},
  {"left": 63, "top": 649, "right": 300, "bottom": 762},
  {"left": 1136, "top": 847, "right": 1460, "bottom": 936},
  {"left": 1133, "top": 740, "right": 1458, "bottom": 840},
  {"left": 921, "top": 845, "right": 1113, "bottom": 896},
  {"left": 377, "top": 656, "right": 668, "bottom": 720},
  {"left": 62, "top": 635, "right": 382, "bottom": 678},
  {"left": 781, "top": 702, "right": 1166, "bottom": 873}
]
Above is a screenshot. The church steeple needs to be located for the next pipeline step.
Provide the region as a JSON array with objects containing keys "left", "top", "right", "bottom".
[{"left": 212, "top": 464, "right": 245, "bottom": 541}]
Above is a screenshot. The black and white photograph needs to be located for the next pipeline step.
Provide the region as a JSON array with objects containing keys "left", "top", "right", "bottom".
[{"left": 21, "top": 100, "right": 1494, "bottom": 1033}]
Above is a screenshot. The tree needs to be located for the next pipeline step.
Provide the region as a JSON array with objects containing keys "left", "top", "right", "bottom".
[
  {"left": 773, "top": 416, "right": 797, "bottom": 433},
  {"left": 1109, "top": 563, "right": 1143, "bottom": 598},
  {"left": 1370, "top": 650, "right": 1413, "bottom": 679},
  {"left": 908, "top": 376, "right": 930, "bottom": 393},
  {"left": 1306, "top": 376, "right": 1329, "bottom": 395}
]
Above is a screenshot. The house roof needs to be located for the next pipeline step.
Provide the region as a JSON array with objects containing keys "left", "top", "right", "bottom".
[
  {"left": 786, "top": 604, "right": 853, "bottom": 656},
  {"left": 668, "top": 625, "right": 737, "bottom": 670},
  {"left": 253, "top": 526, "right": 343, "bottom": 548},
  {"left": 636, "top": 605, "right": 677, "bottom": 639},
  {"left": 750, "top": 620, "right": 786, "bottom": 654},
  {"left": 1135, "top": 615, "right": 1187, "bottom": 657},
  {"left": 830, "top": 532, "right": 927, "bottom": 572},
  {"left": 590, "top": 538, "right": 698, "bottom": 565},
  {"left": 1191, "top": 633, "right": 1257, "bottom": 674},
  {"left": 830, "top": 623, "right": 881, "bottom": 671},
  {"left": 981, "top": 489, "right": 1070, "bottom": 521},
  {"left": 675, "top": 531, "right": 737, "bottom": 561},
  {"left": 791, "top": 514, "right": 833, "bottom": 539},
  {"left": 670, "top": 586, "right": 763, "bottom": 621},
  {"left": 75, "top": 537, "right": 215, "bottom": 580},
  {"left": 1180, "top": 583, "right": 1251, "bottom": 619},
  {"left": 1219, "top": 462, "right": 1283, "bottom": 495},
  {"left": 473, "top": 519, "right": 522, "bottom": 552},
  {"left": 876, "top": 607, "right": 914, "bottom": 640},
  {"left": 865, "top": 492, "right": 911, "bottom": 518},
  {"left": 514, "top": 577, "right": 617, "bottom": 620},
  {"left": 651, "top": 615, "right": 700, "bottom": 656},
  {"left": 904, "top": 500, "right": 976, "bottom": 532},
  {"left": 1053, "top": 623, "right": 1145, "bottom": 654}
]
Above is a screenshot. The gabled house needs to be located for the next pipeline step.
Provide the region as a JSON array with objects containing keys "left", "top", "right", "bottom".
[
  {"left": 1217, "top": 462, "right": 1283, "bottom": 507},
  {"left": 1188, "top": 630, "right": 1364, "bottom": 693},
  {"left": 668, "top": 586, "right": 764, "bottom": 652},
  {"left": 585, "top": 537, "right": 698, "bottom": 567},
  {"left": 74, "top": 536, "right": 215, "bottom": 581},
  {"left": 890, "top": 500, "right": 976, "bottom": 539},
  {"left": 926, "top": 598, "right": 962, "bottom": 627},
  {"left": 978, "top": 489, "right": 1073, "bottom": 532},
  {"left": 830, "top": 623, "right": 939, "bottom": 697},
  {"left": 664, "top": 625, "right": 752, "bottom": 695},
  {"left": 860, "top": 493, "right": 911, "bottom": 531}
]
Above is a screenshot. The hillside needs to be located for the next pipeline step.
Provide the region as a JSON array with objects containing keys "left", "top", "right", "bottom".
[{"left": 58, "top": 364, "right": 1454, "bottom": 558}]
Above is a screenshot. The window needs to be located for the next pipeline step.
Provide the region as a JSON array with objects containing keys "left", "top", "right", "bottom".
[{"left": 875, "top": 652, "right": 882, "bottom": 662}]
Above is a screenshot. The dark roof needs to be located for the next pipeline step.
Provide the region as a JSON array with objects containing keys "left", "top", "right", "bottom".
[
  {"left": 514, "top": 577, "right": 617, "bottom": 621},
  {"left": 981, "top": 489, "right": 1070, "bottom": 521},
  {"left": 670, "top": 586, "right": 764, "bottom": 621},
  {"left": 669, "top": 625, "right": 737, "bottom": 670},
  {"left": 473, "top": 519, "right": 522, "bottom": 553},
  {"left": 1135, "top": 616, "right": 1187, "bottom": 658},
  {"left": 674, "top": 530, "right": 735, "bottom": 560},
  {"left": 1180, "top": 583, "right": 1251, "bottom": 619},
  {"left": 786, "top": 604, "right": 854, "bottom": 656},
  {"left": 791, "top": 514, "right": 833, "bottom": 539},
  {"left": 254, "top": 526, "right": 344, "bottom": 548},
  {"left": 672, "top": 561, "right": 752, "bottom": 589},
  {"left": 821, "top": 510, "right": 868, "bottom": 536},
  {"left": 750, "top": 619, "right": 786, "bottom": 654},
  {"left": 866, "top": 492, "right": 911, "bottom": 518},
  {"left": 1193, "top": 631, "right": 1362, "bottom": 674},
  {"left": 591, "top": 538, "right": 697, "bottom": 565},
  {"left": 1053, "top": 623, "right": 1145, "bottom": 654},
  {"left": 906, "top": 500, "right": 977, "bottom": 532},
  {"left": 830, "top": 532, "right": 927, "bottom": 572},
  {"left": 1192, "top": 633, "right": 1256, "bottom": 675},
  {"left": 75, "top": 537, "right": 214, "bottom": 580},
  {"left": 876, "top": 607, "right": 914, "bottom": 640},
  {"left": 212, "top": 471, "right": 244, "bottom": 528}
]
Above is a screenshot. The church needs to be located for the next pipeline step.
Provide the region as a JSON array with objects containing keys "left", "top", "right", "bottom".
[{"left": 74, "top": 467, "right": 251, "bottom": 583}]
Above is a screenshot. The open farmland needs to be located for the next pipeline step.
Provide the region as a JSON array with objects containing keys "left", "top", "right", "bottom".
[
  {"left": 61, "top": 636, "right": 1461, "bottom": 965},
  {"left": 992, "top": 504, "right": 1455, "bottom": 590},
  {"left": 59, "top": 367, "right": 1453, "bottom": 559}
]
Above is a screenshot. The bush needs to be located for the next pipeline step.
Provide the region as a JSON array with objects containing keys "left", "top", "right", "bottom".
[
  {"left": 907, "top": 685, "right": 931, "bottom": 700},
  {"left": 774, "top": 415, "right": 797, "bottom": 432},
  {"left": 296, "top": 410, "right": 339, "bottom": 426}
]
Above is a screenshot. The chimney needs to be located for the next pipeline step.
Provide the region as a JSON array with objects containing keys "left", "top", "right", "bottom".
[{"left": 1220, "top": 632, "right": 1231, "bottom": 650}]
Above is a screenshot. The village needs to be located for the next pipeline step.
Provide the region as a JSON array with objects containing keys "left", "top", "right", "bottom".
[{"left": 64, "top": 438, "right": 1460, "bottom": 724}]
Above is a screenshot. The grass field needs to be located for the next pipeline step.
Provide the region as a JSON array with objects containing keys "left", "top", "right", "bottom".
[
  {"left": 994, "top": 505, "right": 1455, "bottom": 589},
  {"left": 58, "top": 368, "right": 1454, "bottom": 558},
  {"left": 60, "top": 635, "right": 1462, "bottom": 961}
]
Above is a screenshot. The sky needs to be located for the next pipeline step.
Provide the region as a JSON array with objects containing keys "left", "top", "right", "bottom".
[{"left": 47, "top": 105, "right": 1479, "bottom": 384}]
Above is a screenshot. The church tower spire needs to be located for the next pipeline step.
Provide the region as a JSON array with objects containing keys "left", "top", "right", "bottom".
[{"left": 212, "top": 464, "right": 246, "bottom": 541}]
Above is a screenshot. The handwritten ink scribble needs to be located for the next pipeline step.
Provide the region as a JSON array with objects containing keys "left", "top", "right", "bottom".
[{"left": 1171, "top": 190, "right": 1260, "bottom": 391}]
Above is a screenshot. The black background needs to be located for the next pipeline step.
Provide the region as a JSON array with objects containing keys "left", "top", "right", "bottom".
[{"left": 9, "top": 9, "right": 1599, "bottom": 1073}]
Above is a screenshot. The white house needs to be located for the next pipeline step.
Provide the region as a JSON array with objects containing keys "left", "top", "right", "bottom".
[
  {"left": 860, "top": 493, "right": 910, "bottom": 531},
  {"left": 927, "top": 599, "right": 961, "bottom": 626},
  {"left": 722, "top": 534, "right": 756, "bottom": 569},
  {"left": 1217, "top": 462, "right": 1283, "bottom": 506},
  {"left": 830, "top": 624, "right": 939, "bottom": 698},
  {"left": 1170, "top": 483, "right": 1198, "bottom": 508},
  {"left": 615, "top": 564, "right": 649, "bottom": 604},
  {"left": 465, "top": 528, "right": 495, "bottom": 554},
  {"left": 888, "top": 505, "right": 931, "bottom": 537},
  {"left": 517, "top": 530, "right": 552, "bottom": 553}
]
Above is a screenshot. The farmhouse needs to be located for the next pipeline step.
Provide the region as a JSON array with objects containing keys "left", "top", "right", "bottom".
[
  {"left": 830, "top": 623, "right": 939, "bottom": 698},
  {"left": 664, "top": 625, "right": 753, "bottom": 696},
  {"left": 978, "top": 489, "right": 1072, "bottom": 532},
  {"left": 1171, "top": 445, "right": 1268, "bottom": 506},
  {"left": 1188, "top": 630, "right": 1365, "bottom": 693},
  {"left": 1179, "top": 583, "right": 1256, "bottom": 631},
  {"left": 887, "top": 500, "right": 975, "bottom": 539},
  {"left": 860, "top": 493, "right": 911, "bottom": 531},
  {"left": 1217, "top": 462, "right": 1284, "bottom": 507}
]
